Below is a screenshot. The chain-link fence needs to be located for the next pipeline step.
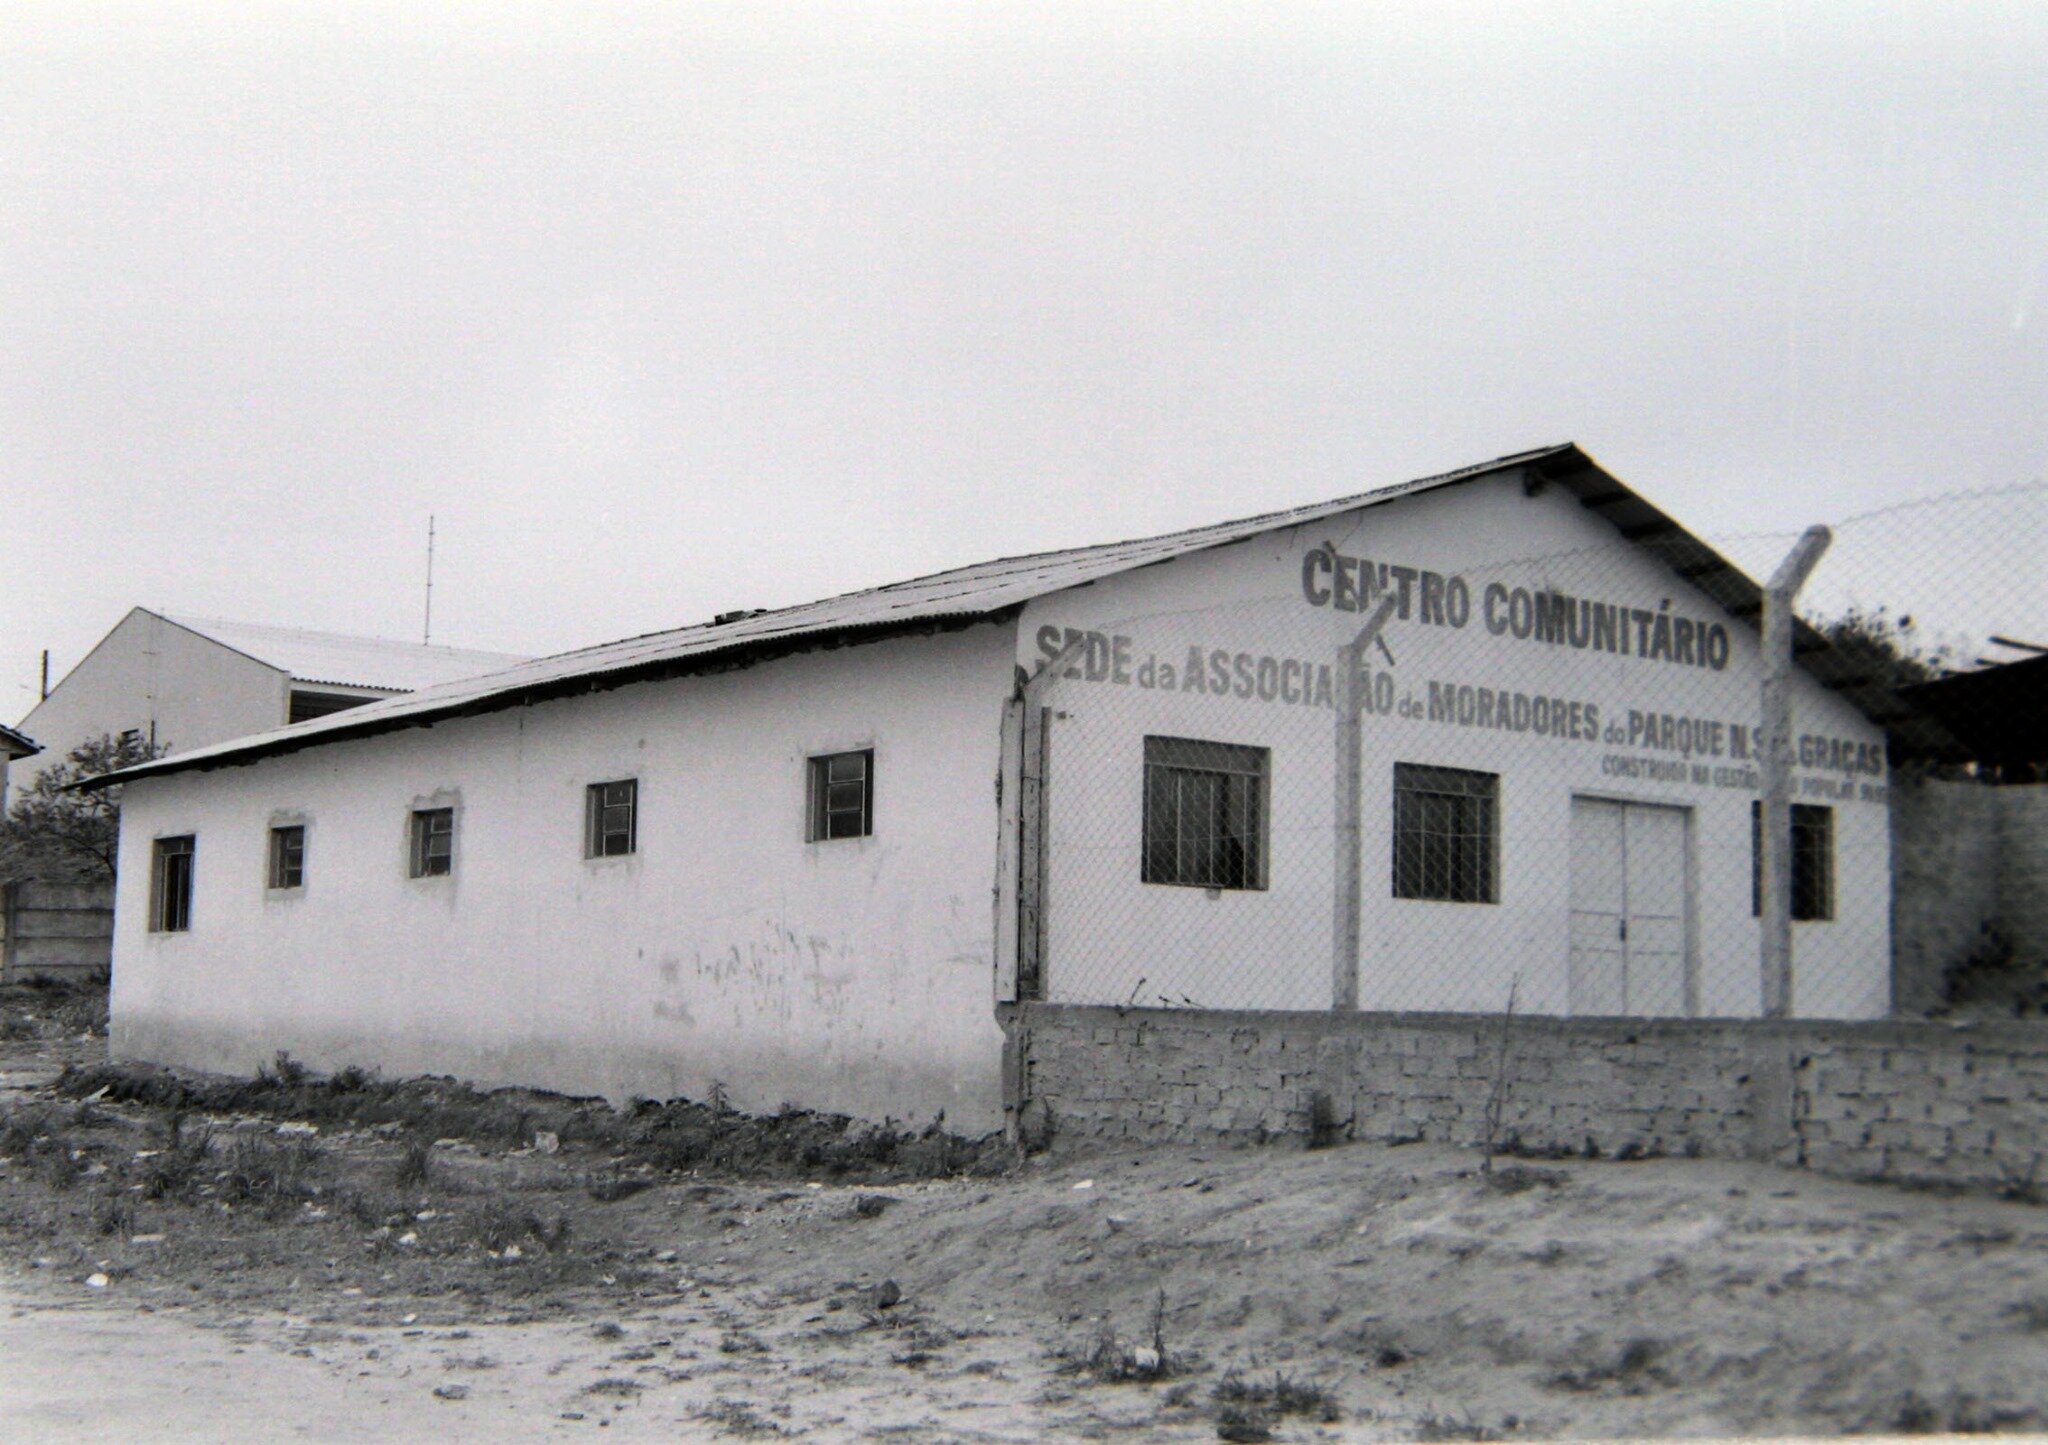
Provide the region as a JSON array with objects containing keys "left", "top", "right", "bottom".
[{"left": 1011, "top": 480, "right": 2047, "bottom": 1024}]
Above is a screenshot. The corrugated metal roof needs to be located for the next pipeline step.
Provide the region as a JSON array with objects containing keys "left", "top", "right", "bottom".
[
  {"left": 162, "top": 614, "right": 530, "bottom": 693},
  {"left": 94, "top": 443, "right": 1956, "bottom": 787}
]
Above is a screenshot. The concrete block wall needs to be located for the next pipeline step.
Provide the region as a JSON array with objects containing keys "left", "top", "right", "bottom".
[
  {"left": 1890, "top": 775, "right": 2004, "bottom": 1013},
  {"left": 1997, "top": 784, "right": 2048, "bottom": 974},
  {"left": 1, "top": 879, "right": 115, "bottom": 982},
  {"left": 1891, "top": 778, "right": 2048, "bottom": 1014},
  {"left": 1005, "top": 1004, "right": 2048, "bottom": 1191}
]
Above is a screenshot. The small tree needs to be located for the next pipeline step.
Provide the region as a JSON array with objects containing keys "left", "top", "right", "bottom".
[
  {"left": 0, "top": 733, "right": 166, "bottom": 884},
  {"left": 1812, "top": 605, "right": 1956, "bottom": 690}
]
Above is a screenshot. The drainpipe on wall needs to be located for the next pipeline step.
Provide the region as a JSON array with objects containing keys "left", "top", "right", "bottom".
[
  {"left": 1759, "top": 526, "right": 1832, "bottom": 1019},
  {"left": 1333, "top": 596, "right": 1399, "bottom": 1012}
]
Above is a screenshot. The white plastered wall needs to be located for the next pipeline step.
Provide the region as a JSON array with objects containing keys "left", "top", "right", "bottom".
[
  {"left": 110, "top": 623, "right": 1018, "bottom": 1132},
  {"left": 1019, "top": 473, "right": 1893, "bottom": 1019}
]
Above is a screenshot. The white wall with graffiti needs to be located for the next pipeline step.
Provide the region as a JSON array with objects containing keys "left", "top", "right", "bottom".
[{"left": 1017, "top": 471, "right": 1892, "bottom": 1020}]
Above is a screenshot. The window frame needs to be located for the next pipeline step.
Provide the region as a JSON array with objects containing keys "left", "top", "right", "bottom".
[
  {"left": 585, "top": 778, "right": 639, "bottom": 859},
  {"left": 806, "top": 749, "right": 874, "bottom": 842},
  {"left": 409, "top": 807, "right": 455, "bottom": 879},
  {"left": 1751, "top": 800, "right": 1835, "bottom": 922},
  {"left": 150, "top": 835, "right": 196, "bottom": 933},
  {"left": 1391, "top": 763, "right": 1500, "bottom": 904},
  {"left": 1140, "top": 735, "right": 1270, "bottom": 891},
  {"left": 267, "top": 823, "right": 306, "bottom": 891}
]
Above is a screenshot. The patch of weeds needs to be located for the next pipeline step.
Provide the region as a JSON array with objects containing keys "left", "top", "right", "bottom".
[
  {"left": 141, "top": 1123, "right": 212, "bottom": 1202},
  {"left": 591, "top": 1321, "right": 626, "bottom": 1341},
  {"left": 582, "top": 1377, "right": 642, "bottom": 1398},
  {"left": 1994, "top": 1154, "right": 2044, "bottom": 1206},
  {"left": 33, "top": 1139, "right": 85, "bottom": 1191},
  {"left": 1214, "top": 1370, "right": 1341, "bottom": 1424},
  {"left": 1061, "top": 1289, "right": 1188, "bottom": 1385},
  {"left": 1543, "top": 1336, "right": 1669, "bottom": 1395},
  {"left": 257, "top": 1051, "right": 311, "bottom": 1088},
  {"left": 1062, "top": 1329, "right": 1176, "bottom": 1384},
  {"left": 587, "top": 1173, "right": 655, "bottom": 1203},
  {"left": 719, "top": 1329, "right": 770, "bottom": 1355},
  {"left": 392, "top": 1138, "right": 434, "bottom": 1190},
  {"left": 1886, "top": 1390, "right": 2039, "bottom": 1435},
  {"left": 882, "top": 1314, "right": 955, "bottom": 1367},
  {"left": 93, "top": 1195, "right": 137, "bottom": 1238},
  {"left": 1413, "top": 1408, "right": 1501, "bottom": 1442},
  {"left": 337, "top": 1189, "right": 391, "bottom": 1229},
  {"left": 2004, "top": 1296, "right": 2048, "bottom": 1332},
  {"left": 218, "top": 1136, "right": 323, "bottom": 1211},
  {"left": 1215, "top": 1403, "right": 1275, "bottom": 1443},
  {"left": 697, "top": 1398, "right": 785, "bottom": 1437},
  {"left": 1484, "top": 1164, "right": 1567, "bottom": 1196},
  {"left": 468, "top": 1202, "right": 572, "bottom": 1255},
  {"left": 0, "top": 1104, "right": 64, "bottom": 1159},
  {"left": 56, "top": 1057, "right": 1017, "bottom": 1185}
]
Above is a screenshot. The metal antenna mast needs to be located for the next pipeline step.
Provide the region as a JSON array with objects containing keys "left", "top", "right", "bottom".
[{"left": 423, "top": 515, "right": 436, "bottom": 645}]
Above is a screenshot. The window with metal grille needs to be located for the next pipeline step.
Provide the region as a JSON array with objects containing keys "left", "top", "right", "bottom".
[
  {"left": 409, "top": 808, "right": 454, "bottom": 878},
  {"left": 807, "top": 750, "right": 873, "bottom": 841},
  {"left": 586, "top": 779, "right": 638, "bottom": 857},
  {"left": 1751, "top": 801, "right": 1834, "bottom": 921},
  {"left": 1141, "top": 736, "right": 1268, "bottom": 890},
  {"left": 268, "top": 825, "right": 305, "bottom": 890},
  {"left": 151, "top": 835, "right": 195, "bottom": 932},
  {"left": 1392, "top": 764, "right": 1498, "bottom": 903}
]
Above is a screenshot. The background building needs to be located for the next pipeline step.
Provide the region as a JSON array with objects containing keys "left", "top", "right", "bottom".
[{"left": 9, "top": 609, "right": 527, "bottom": 806}]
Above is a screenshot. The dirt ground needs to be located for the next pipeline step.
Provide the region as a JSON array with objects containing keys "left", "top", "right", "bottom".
[{"left": 3, "top": 984, "right": 2047, "bottom": 1442}]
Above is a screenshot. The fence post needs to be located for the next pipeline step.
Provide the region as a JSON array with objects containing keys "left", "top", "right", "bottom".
[
  {"left": 1333, "top": 596, "right": 1399, "bottom": 1012},
  {"left": 1759, "top": 525, "right": 1831, "bottom": 1018}
]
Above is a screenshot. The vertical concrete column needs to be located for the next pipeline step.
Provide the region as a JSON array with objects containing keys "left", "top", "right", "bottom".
[{"left": 1759, "top": 526, "right": 1831, "bottom": 1018}]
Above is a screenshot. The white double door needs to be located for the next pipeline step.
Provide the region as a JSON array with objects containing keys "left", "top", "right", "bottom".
[{"left": 1568, "top": 797, "right": 1694, "bottom": 1016}]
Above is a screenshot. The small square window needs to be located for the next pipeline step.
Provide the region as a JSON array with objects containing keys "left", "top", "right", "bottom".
[
  {"left": 268, "top": 825, "right": 305, "bottom": 890},
  {"left": 1141, "top": 736, "right": 1269, "bottom": 890},
  {"left": 586, "top": 779, "right": 638, "bottom": 857},
  {"left": 1752, "top": 801, "right": 1834, "bottom": 921},
  {"left": 1393, "top": 764, "right": 1498, "bottom": 903},
  {"left": 151, "top": 835, "right": 195, "bottom": 932},
  {"left": 409, "top": 808, "right": 454, "bottom": 878},
  {"left": 807, "top": 750, "right": 873, "bottom": 841}
]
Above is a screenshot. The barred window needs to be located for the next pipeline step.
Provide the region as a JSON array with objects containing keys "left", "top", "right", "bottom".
[
  {"left": 409, "top": 808, "right": 454, "bottom": 878},
  {"left": 1751, "top": 801, "right": 1834, "bottom": 921},
  {"left": 807, "top": 750, "right": 873, "bottom": 841},
  {"left": 586, "top": 779, "right": 638, "bottom": 858},
  {"left": 1142, "top": 736, "right": 1268, "bottom": 890},
  {"left": 151, "top": 835, "right": 195, "bottom": 932},
  {"left": 268, "top": 825, "right": 305, "bottom": 890},
  {"left": 1393, "top": 764, "right": 1498, "bottom": 903}
]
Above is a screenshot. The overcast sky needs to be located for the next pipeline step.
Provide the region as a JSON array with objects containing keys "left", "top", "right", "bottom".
[{"left": 5, "top": 2, "right": 2045, "bottom": 717}]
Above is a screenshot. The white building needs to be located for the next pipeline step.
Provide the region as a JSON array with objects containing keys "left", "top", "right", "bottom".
[
  {"left": 10, "top": 609, "right": 528, "bottom": 803},
  {"left": 97, "top": 447, "right": 1908, "bottom": 1136},
  {"left": 0, "top": 723, "right": 39, "bottom": 811}
]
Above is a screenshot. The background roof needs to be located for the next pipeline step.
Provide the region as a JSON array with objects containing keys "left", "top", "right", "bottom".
[{"left": 162, "top": 614, "right": 529, "bottom": 693}]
